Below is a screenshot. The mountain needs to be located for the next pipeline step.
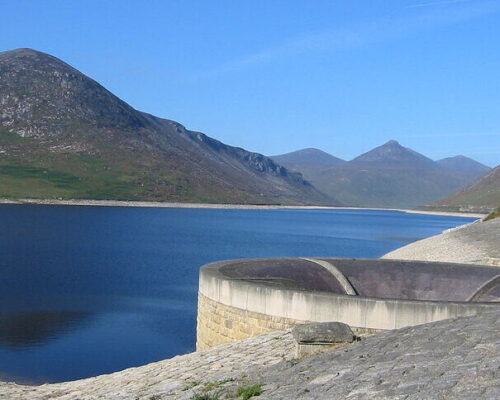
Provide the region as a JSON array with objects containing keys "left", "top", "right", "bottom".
[
  {"left": 428, "top": 165, "right": 500, "bottom": 212},
  {"left": 270, "top": 148, "right": 345, "bottom": 186},
  {"left": 436, "top": 155, "right": 490, "bottom": 182},
  {"left": 271, "top": 148, "right": 345, "bottom": 168},
  {"left": 351, "top": 140, "right": 436, "bottom": 167},
  {"left": 0, "top": 48, "right": 334, "bottom": 205},
  {"left": 273, "top": 141, "right": 490, "bottom": 208}
]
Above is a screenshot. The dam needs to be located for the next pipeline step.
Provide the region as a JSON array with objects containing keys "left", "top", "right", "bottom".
[{"left": 197, "top": 257, "right": 500, "bottom": 349}]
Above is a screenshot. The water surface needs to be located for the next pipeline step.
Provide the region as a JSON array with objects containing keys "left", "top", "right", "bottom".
[{"left": 0, "top": 205, "right": 475, "bottom": 383}]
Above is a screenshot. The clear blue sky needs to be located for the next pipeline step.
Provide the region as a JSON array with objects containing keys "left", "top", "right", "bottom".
[{"left": 2, "top": 0, "right": 500, "bottom": 166}]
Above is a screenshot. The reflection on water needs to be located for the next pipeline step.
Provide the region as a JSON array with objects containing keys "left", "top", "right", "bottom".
[
  {"left": 0, "top": 311, "right": 90, "bottom": 349},
  {"left": 0, "top": 205, "right": 476, "bottom": 383}
]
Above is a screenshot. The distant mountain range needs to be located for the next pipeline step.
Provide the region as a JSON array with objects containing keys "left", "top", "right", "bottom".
[
  {"left": 271, "top": 141, "right": 492, "bottom": 208},
  {"left": 0, "top": 48, "right": 332, "bottom": 205}
]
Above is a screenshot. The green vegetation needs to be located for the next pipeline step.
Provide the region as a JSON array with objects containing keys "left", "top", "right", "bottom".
[
  {"left": 0, "top": 165, "right": 81, "bottom": 186},
  {"left": 0, "top": 156, "right": 138, "bottom": 201},
  {"left": 189, "top": 394, "right": 219, "bottom": 400},
  {"left": 484, "top": 207, "right": 500, "bottom": 221},
  {"left": 0, "top": 146, "right": 280, "bottom": 204},
  {"left": 202, "top": 379, "right": 233, "bottom": 392},
  {"left": 186, "top": 379, "right": 235, "bottom": 400},
  {"left": 236, "top": 383, "right": 263, "bottom": 399},
  {"left": 183, "top": 381, "right": 201, "bottom": 391}
]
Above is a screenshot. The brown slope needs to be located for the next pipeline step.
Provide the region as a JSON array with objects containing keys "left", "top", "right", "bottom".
[{"left": 428, "top": 164, "right": 500, "bottom": 212}]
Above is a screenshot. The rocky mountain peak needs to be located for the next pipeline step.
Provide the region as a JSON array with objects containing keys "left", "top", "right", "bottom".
[
  {"left": 0, "top": 48, "right": 146, "bottom": 138},
  {"left": 351, "top": 140, "right": 435, "bottom": 167}
]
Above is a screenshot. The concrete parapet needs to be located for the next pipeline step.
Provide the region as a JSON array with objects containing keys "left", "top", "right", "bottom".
[{"left": 197, "top": 257, "right": 500, "bottom": 349}]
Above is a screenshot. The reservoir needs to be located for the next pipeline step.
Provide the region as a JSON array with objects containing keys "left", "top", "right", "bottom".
[{"left": 0, "top": 204, "right": 476, "bottom": 383}]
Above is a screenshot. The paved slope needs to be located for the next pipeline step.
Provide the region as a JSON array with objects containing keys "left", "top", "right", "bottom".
[
  {"left": 383, "top": 218, "right": 500, "bottom": 266},
  {"left": 248, "top": 310, "right": 500, "bottom": 400},
  {"left": 0, "top": 330, "right": 295, "bottom": 399},
  {"left": 0, "top": 48, "right": 333, "bottom": 205},
  {"left": 1, "top": 311, "right": 498, "bottom": 399}
]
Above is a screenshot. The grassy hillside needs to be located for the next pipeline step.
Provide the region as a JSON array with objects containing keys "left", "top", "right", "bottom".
[{"left": 0, "top": 130, "right": 317, "bottom": 204}]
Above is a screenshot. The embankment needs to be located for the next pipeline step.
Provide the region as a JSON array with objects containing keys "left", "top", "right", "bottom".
[{"left": 382, "top": 217, "right": 500, "bottom": 266}]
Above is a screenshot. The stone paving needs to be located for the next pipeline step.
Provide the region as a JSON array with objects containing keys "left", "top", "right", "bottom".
[
  {"left": 219, "top": 310, "right": 500, "bottom": 400},
  {"left": 1, "top": 310, "right": 498, "bottom": 399},
  {"left": 0, "top": 331, "right": 295, "bottom": 399},
  {"left": 383, "top": 218, "right": 500, "bottom": 266}
]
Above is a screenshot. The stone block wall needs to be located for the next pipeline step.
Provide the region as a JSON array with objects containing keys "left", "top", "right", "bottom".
[
  {"left": 196, "top": 293, "right": 303, "bottom": 350},
  {"left": 196, "top": 293, "right": 381, "bottom": 350}
]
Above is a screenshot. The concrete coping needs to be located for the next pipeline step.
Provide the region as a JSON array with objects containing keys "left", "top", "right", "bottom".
[
  {"left": 300, "top": 257, "right": 357, "bottom": 296},
  {"left": 467, "top": 274, "right": 500, "bottom": 302},
  {"left": 199, "top": 257, "right": 500, "bottom": 331}
]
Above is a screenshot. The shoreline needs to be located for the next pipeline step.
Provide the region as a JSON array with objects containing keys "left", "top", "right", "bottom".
[{"left": 0, "top": 198, "right": 486, "bottom": 218}]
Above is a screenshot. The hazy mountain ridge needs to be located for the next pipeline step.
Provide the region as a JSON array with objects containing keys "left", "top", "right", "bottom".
[
  {"left": 428, "top": 165, "right": 500, "bottom": 212},
  {"left": 437, "top": 155, "right": 490, "bottom": 172},
  {"left": 271, "top": 148, "right": 346, "bottom": 168},
  {"left": 272, "top": 141, "right": 492, "bottom": 208},
  {"left": 270, "top": 148, "right": 346, "bottom": 192},
  {"left": 0, "top": 48, "right": 333, "bottom": 205},
  {"left": 435, "top": 155, "right": 491, "bottom": 183}
]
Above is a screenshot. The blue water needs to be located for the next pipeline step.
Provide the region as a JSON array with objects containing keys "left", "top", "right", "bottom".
[{"left": 0, "top": 204, "right": 476, "bottom": 383}]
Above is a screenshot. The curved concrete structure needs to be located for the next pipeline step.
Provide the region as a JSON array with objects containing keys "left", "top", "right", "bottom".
[{"left": 197, "top": 257, "right": 499, "bottom": 349}]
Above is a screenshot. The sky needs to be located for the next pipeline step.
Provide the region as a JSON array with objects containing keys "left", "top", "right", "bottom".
[{"left": 1, "top": 0, "right": 500, "bottom": 166}]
